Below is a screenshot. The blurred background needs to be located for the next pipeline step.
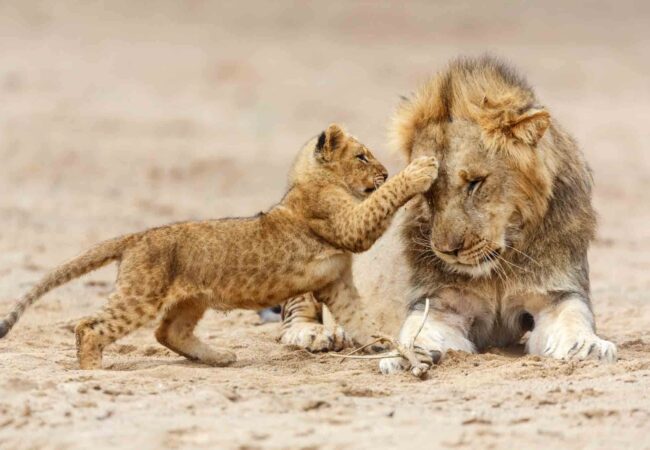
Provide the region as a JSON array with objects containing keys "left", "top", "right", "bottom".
[
  {"left": 2, "top": 0, "right": 648, "bottom": 295},
  {"left": 0, "top": 2, "right": 649, "bottom": 448},
  {"left": 1, "top": 1, "right": 648, "bottom": 232}
]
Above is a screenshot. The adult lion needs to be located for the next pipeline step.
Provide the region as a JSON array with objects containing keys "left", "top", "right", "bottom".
[
  {"left": 376, "top": 55, "right": 616, "bottom": 373},
  {"left": 282, "top": 57, "right": 616, "bottom": 373},
  {"left": 279, "top": 55, "right": 616, "bottom": 372}
]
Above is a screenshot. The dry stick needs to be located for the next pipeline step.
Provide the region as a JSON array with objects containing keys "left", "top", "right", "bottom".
[
  {"left": 337, "top": 337, "right": 385, "bottom": 364},
  {"left": 409, "top": 297, "right": 430, "bottom": 348},
  {"left": 327, "top": 298, "right": 431, "bottom": 378}
]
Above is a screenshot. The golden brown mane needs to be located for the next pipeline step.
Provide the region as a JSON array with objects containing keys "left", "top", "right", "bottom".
[{"left": 391, "top": 55, "right": 556, "bottom": 223}]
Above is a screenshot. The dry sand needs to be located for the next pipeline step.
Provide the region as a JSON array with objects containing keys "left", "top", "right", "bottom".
[{"left": 1, "top": 1, "right": 649, "bottom": 449}]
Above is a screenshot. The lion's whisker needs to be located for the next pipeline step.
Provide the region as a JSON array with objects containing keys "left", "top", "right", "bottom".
[
  {"left": 484, "top": 249, "right": 507, "bottom": 284},
  {"left": 495, "top": 253, "right": 529, "bottom": 273},
  {"left": 503, "top": 243, "right": 542, "bottom": 267}
]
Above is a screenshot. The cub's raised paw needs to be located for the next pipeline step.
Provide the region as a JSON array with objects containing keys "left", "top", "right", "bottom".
[
  {"left": 403, "top": 156, "right": 439, "bottom": 193},
  {"left": 541, "top": 332, "right": 617, "bottom": 363},
  {"left": 280, "top": 323, "right": 352, "bottom": 352}
]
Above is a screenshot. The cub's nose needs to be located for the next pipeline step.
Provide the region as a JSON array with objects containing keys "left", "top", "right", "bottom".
[{"left": 374, "top": 171, "right": 388, "bottom": 187}]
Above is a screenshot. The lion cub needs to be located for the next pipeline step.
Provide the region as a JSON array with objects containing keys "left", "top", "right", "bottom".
[{"left": 0, "top": 124, "right": 438, "bottom": 369}]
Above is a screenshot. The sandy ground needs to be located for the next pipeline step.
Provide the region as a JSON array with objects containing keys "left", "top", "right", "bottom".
[{"left": 1, "top": 1, "right": 649, "bottom": 449}]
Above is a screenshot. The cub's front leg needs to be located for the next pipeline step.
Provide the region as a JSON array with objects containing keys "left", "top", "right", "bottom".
[
  {"left": 379, "top": 297, "right": 476, "bottom": 375},
  {"left": 279, "top": 293, "right": 352, "bottom": 352},
  {"left": 314, "top": 263, "right": 381, "bottom": 348},
  {"left": 312, "top": 156, "right": 439, "bottom": 253},
  {"left": 527, "top": 293, "right": 616, "bottom": 362}
]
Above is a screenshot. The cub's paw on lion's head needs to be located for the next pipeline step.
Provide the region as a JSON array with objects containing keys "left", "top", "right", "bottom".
[{"left": 402, "top": 156, "right": 439, "bottom": 194}]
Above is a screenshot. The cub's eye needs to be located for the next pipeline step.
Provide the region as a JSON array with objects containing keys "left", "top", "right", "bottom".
[
  {"left": 467, "top": 177, "right": 485, "bottom": 195},
  {"left": 356, "top": 154, "right": 369, "bottom": 163}
]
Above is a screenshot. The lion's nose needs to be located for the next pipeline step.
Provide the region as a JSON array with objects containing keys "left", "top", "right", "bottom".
[
  {"left": 436, "top": 246, "right": 461, "bottom": 257},
  {"left": 433, "top": 238, "right": 464, "bottom": 257},
  {"left": 381, "top": 171, "right": 388, "bottom": 182}
]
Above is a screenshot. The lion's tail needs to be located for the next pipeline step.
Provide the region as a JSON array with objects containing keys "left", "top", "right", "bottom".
[{"left": 0, "top": 233, "right": 141, "bottom": 338}]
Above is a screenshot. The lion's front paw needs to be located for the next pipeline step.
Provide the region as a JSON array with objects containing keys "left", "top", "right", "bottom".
[
  {"left": 542, "top": 332, "right": 617, "bottom": 363},
  {"left": 378, "top": 346, "right": 439, "bottom": 375},
  {"left": 280, "top": 323, "right": 352, "bottom": 352},
  {"left": 379, "top": 355, "right": 410, "bottom": 374}
]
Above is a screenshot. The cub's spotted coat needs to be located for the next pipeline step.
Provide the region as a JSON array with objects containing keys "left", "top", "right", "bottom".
[{"left": 0, "top": 124, "right": 438, "bottom": 369}]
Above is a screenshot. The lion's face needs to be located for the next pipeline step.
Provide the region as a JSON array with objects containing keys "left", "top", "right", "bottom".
[
  {"left": 392, "top": 59, "right": 556, "bottom": 279},
  {"left": 424, "top": 121, "right": 521, "bottom": 277},
  {"left": 316, "top": 124, "right": 388, "bottom": 198}
]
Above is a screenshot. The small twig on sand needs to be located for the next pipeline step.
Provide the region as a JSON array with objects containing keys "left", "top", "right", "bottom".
[
  {"left": 337, "top": 337, "right": 385, "bottom": 364},
  {"left": 410, "top": 297, "right": 430, "bottom": 348},
  {"left": 327, "top": 298, "right": 431, "bottom": 378}
]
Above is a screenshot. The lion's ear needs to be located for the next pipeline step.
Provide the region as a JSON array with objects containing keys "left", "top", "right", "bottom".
[
  {"left": 478, "top": 98, "right": 550, "bottom": 148},
  {"left": 315, "top": 123, "right": 346, "bottom": 162},
  {"left": 508, "top": 107, "right": 550, "bottom": 146}
]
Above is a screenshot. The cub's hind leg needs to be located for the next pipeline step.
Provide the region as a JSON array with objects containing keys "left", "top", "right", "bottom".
[
  {"left": 75, "top": 292, "right": 161, "bottom": 369},
  {"left": 315, "top": 265, "right": 384, "bottom": 348},
  {"left": 155, "top": 298, "right": 236, "bottom": 366},
  {"left": 280, "top": 293, "right": 352, "bottom": 352}
]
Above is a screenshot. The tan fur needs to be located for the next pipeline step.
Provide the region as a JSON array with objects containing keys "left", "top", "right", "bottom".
[
  {"left": 0, "top": 124, "right": 438, "bottom": 369},
  {"left": 379, "top": 56, "right": 616, "bottom": 374},
  {"left": 279, "top": 293, "right": 352, "bottom": 352}
]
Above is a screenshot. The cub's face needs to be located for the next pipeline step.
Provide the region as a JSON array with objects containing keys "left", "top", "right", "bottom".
[{"left": 315, "top": 124, "right": 388, "bottom": 197}]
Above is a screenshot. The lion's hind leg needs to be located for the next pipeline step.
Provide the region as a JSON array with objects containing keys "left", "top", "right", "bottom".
[{"left": 155, "top": 298, "right": 236, "bottom": 367}]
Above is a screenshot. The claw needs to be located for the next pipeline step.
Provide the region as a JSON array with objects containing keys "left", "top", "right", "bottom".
[{"left": 585, "top": 342, "right": 596, "bottom": 358}]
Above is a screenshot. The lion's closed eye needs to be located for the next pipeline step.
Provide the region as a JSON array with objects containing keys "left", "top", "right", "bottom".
[{"left": 467, "top": 176, "right": 486, "bottom": 195}]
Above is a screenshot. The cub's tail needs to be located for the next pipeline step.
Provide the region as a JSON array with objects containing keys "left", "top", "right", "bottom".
[{"left": 0, "top": 233, "right": 141, "bottom": 338}]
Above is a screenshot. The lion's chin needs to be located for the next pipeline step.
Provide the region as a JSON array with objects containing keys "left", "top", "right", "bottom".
[{"left": 433, "top": 245, "right": 504, "bottom": 279}]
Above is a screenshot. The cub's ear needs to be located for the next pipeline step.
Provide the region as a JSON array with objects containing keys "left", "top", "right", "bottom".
[{"left": 315, "top": 123, "right": 346, "bottom": 162}]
